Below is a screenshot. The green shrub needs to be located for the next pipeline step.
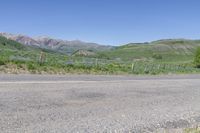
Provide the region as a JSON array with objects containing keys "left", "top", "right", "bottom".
[
  {"left": 0, "top": 60, "right": 5, "bottom": 65},
  {"left": 152, "top": 54, "right": 163, "bottom": 60},
  {"left": 27, "top": 63, "right": 36, "bottom": 70},
  {"left": 194, "top": 47, "right": 200, "bottom": 68}
]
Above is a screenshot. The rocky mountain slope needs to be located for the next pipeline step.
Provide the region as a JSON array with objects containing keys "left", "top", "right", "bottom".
[
  {"left": 0, "top": 33, "right": 113, "bottom": 54},
  {"left": 1, "top": 32, "right": 200, "bottom": 63}
]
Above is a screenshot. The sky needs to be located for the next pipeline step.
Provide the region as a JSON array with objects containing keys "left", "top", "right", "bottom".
[{"left": 0, "top": 0, "right": 200, "bottom": 46}]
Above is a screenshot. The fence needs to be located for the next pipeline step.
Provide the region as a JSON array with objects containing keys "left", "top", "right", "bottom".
[
  {"left": 8, "top": 54, "right": 200, "bottom": 74},
  {"left": 65, "top": 57, "right": 199, "bottom": 74}
]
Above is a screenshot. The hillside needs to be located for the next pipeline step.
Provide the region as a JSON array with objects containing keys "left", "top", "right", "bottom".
[
  {"left": 3, "top": 32, "right": 199, "bottom": 64},
  {"left": 72, "top": 49, "right": 96, "bottom": 57},
  {"left": 0, "top": 35, "right": 200, "bottom": 74},
  {"left": 0, "top": 35, "right": 40, "bottom": 62},
  {"left": 0, "top": 36, "right": 69, "bottom": 73},
  {"left": 100, "top": 39, "right": 200, "bottom": 63},
  {"left": 1, "top": 34, "right": 200, "bottom": 64},
  {"left": 0, "top": 33, "right": 113, "bottom": 55}
]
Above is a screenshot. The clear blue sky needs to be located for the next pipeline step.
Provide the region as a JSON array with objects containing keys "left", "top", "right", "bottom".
[{"left": 1, "top": 0, "right": 200, "bottom": 45}]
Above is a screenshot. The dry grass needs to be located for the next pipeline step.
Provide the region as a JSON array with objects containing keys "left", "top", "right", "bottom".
[{"left": 184, "top": 127, "right": 200, "bottom": 133}]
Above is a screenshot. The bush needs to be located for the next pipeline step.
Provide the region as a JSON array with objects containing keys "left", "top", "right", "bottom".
[
  {"left": 27, "top": 63, "right": 36, "bottom": 70},
  {"left": 194, "top": 47, "right": 200, "bottom": 68},
  {"left": 152, "top": 54, "right": 163, "bottom": 60},
  {"left": 0, "top": 60, "right": 5, "bottom": 65}
]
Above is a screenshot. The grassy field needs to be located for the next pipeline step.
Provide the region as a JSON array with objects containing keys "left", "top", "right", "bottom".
[
  {"left": 100, "top": 39, "right": 200, "bottom": 63},
  {"left": 0, "top": 36, "right": 200, "bottom": 75}
]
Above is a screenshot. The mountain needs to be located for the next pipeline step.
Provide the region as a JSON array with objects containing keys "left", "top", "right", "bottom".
[
  {"left": 0, "top": 35, "right": 44, "bottom": 64},
  {"left": 1, "top": 32, "right": 200, "bottom": 63},
  {"left": 0, "top": 35, "right": 199, "bottom": 75},
  {"left": 72, "top": 49, "right": 96, "bottom": 57},
  {"left": 0, "top": 32, "right": 113, "bottom": 55},
  {"left": 0, "top": 35, "right": 62, "bottom": 60}
]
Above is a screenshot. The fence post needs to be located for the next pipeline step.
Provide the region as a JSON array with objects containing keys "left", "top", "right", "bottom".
[
  {"left": 144, "top": 64, "right": 147, "bottom": 73},
  {"left": 39, "top": 51, "right": 46, "bottom": 65},
  {"left": 151, "top": 64, "right": 155, "bottom": 72},
  {"left": 95, "top": 58, "right": 98, "bottom": 66},
  {"left": 157, "top": 64, "right": 160, "bottom": 70},
  {"left": 131, "top": 62, "right": 135, "bottom": 72},
  {"left": 163, "top": 64, "right": 166, "bottom": 70}
]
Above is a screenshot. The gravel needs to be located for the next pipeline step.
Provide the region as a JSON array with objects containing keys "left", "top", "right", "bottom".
[{"left": 0, "top": 74, "right": 200, "bottom": 132}]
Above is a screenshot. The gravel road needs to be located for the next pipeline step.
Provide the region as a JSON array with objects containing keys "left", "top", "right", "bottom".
[{"left": 0, "top": 74, "right": 200, "bottom": 132}]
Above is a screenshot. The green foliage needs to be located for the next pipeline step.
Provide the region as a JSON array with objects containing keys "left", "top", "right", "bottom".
[
  {"left": 27, "top": 63, "right": 36, "bottom": 70},
  {"left": 194, "top": 47, "right": 200, "bottom": 68},
  {"left": 0, "top": 36, "right": 27, "bottom": 50},
  {"left": 0, "top": 60, "right": 5, "bottom": 66},
  {"left": 100, "top": 39, "right": 200, "bottom": 62},
  {"left": 152, "top": 53, "right": 163, "bottom": 60},
  {"left": 0, "top": 36, "right": 200, "bottom": 75},
  {"left": 97, "top": 53, "right": 110, "bottom": 59}
]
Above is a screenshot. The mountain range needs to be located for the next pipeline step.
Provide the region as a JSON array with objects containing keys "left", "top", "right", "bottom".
[
  {"left": 0, "top": 32, "right": 113, "bottom": 55},
  {"left": 1, "top": 32, "right": 200, "bottom": 63}
]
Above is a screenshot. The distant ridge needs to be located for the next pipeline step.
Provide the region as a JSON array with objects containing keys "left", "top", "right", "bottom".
[{"left": 0, "top": 32, "right": 113, "bottom": 54}]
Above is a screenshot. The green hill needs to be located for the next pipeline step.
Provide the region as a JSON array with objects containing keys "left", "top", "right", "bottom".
[
  {"left": 100, "top": 39, "right": 200, "bottom": 63},
  {"left": 0, "top": 36, "right": 200, "bottom": 75},
  {"left": 0, "top": 36, "right": 69, "bottom": 73}
]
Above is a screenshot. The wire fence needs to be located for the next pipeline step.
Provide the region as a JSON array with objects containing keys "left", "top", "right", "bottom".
[
  {"left": 65, "top": 57, "right": 200, "bottom": 74},
  {"left": 8, "top": 54, "right": 200, "bottom": 74}
]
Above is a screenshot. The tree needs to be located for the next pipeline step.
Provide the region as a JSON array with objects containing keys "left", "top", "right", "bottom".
[
  {"left": 152, "top": 53, "right": 162, "bottom": 60},
  {"left": 194, "top": 47, "right": 200, "bottom": 68}
]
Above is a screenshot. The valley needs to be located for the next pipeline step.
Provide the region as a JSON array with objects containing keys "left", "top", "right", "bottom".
[{"left": 0, "top": 33, "right": 200, "bottom": 75}]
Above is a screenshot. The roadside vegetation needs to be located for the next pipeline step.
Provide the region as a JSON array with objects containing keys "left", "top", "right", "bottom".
[
  {"left": 184, "top": 127, "right": 200, "bottom": 133},
  {"left": 194, "top": 47, "right": 200, "bottom": 68},
  {"left": 0, "top": 36, "right": 200, "bottom": 75}
]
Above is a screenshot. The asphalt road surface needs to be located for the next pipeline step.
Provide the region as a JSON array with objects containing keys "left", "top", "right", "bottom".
[{"left": 0, "top": 74, "right": 200, "bottom": 133}]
